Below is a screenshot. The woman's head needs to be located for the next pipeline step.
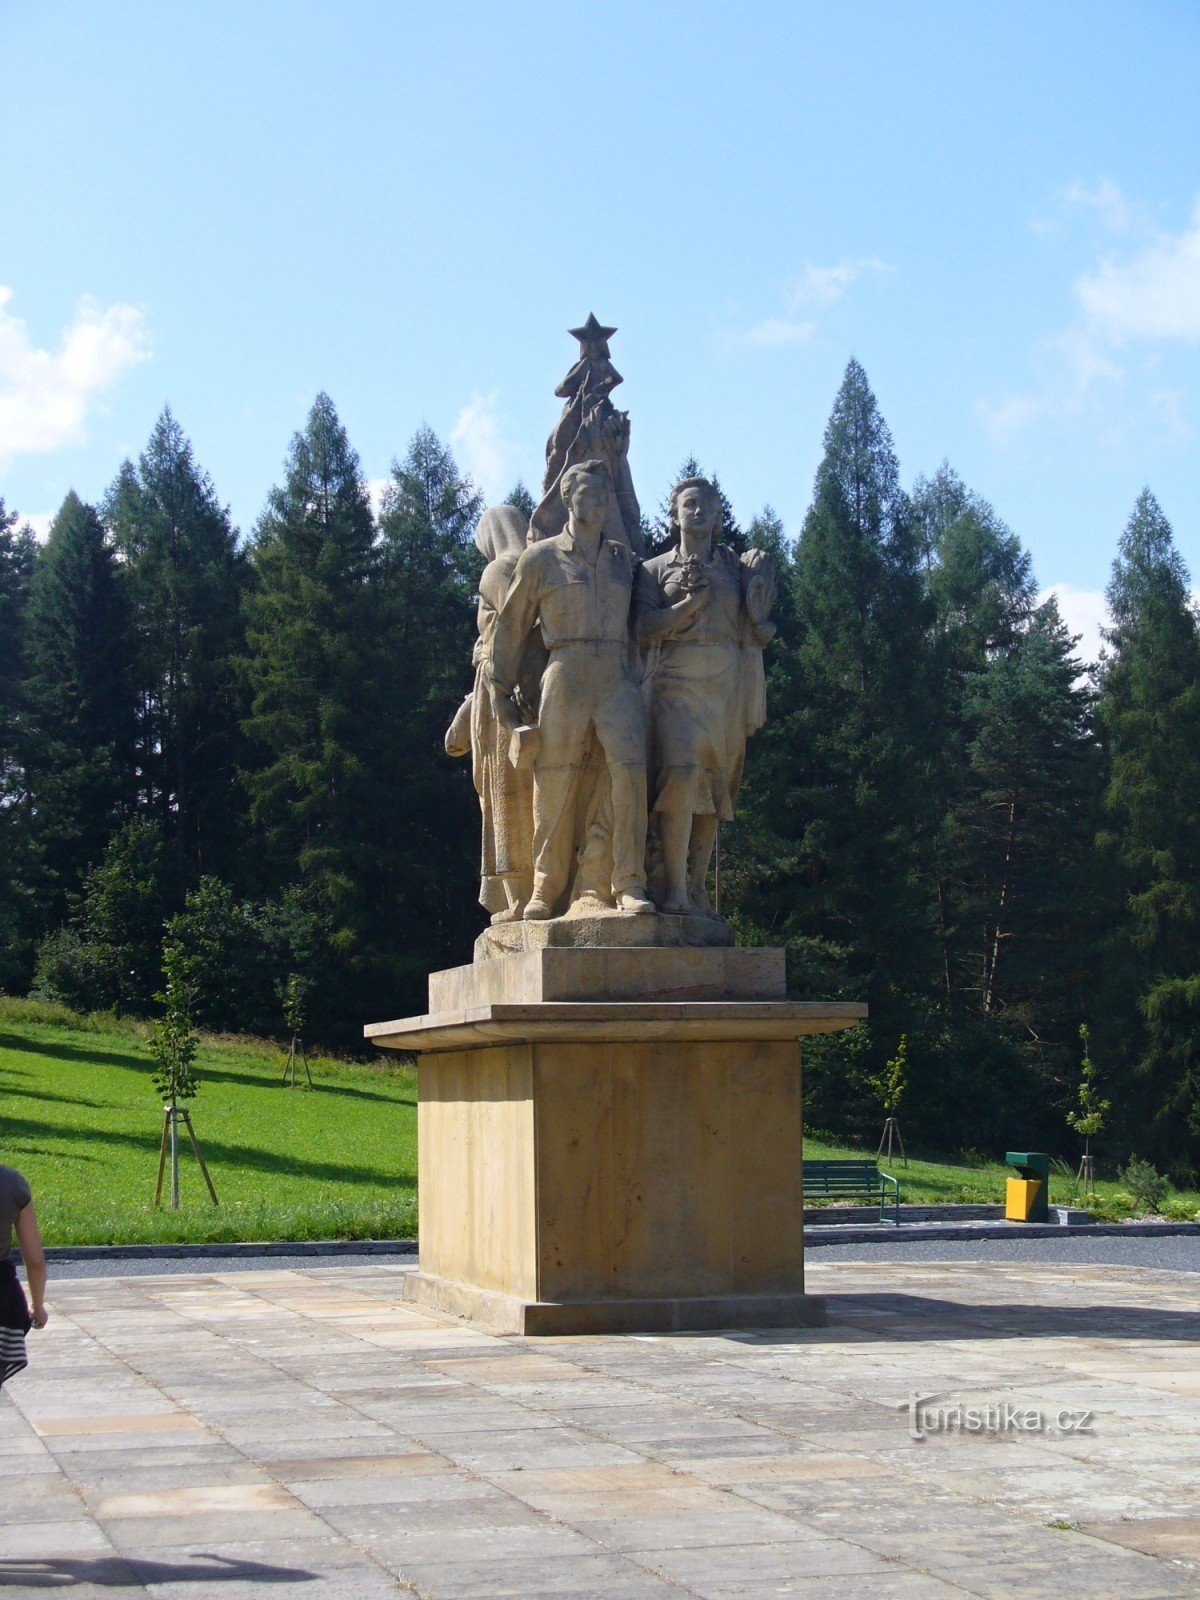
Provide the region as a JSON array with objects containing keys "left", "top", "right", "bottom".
[{"left": 668, "top": 477, "right": 721, "bottom": 547}]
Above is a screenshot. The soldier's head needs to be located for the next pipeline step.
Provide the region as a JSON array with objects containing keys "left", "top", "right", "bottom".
[
  {"left": 668, "top": 477, "right": 721, "bottom": 547},
  {"left": 560, "top": 459, "right": 611, "bottom": 532}
]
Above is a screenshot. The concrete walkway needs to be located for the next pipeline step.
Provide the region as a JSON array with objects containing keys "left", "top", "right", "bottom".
[{"left": 1, "top": 1259, "right": 1197, "bottom": 1598}]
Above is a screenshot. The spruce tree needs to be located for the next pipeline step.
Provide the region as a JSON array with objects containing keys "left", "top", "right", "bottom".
[
  {"left": 24, "top": 492, "right": 133, "bottom": 907},
  {"left": 0, "top": 499, "right": 36, "bottom": 745},
  {"left": 0, "top": 500, "right": 39, "bottom": 987},
  {"left": 913, "top": 464, "right": 1035, "bottom": 669},
  {"left": 956, "top": 601, "right": 1094, "bottom": 1007},
  {"left": 241, "top": 394, "right": 385, "bottom": 1028},
  {"left": 731, "top": 362, "right": 939, "bottom": 1129},
  {"left": 376, "top": 426, "right": 483, "bottom": 994},
  {"left": 913, "top": 464, "right": 1040, "bottom": 1015},
  {"left": 504, "top": 481, "right": 536, "bottom": 519},
  {"left": 1094, "top": 490, "right": 1200, "bottom": 1170},
  {"left": 940, "top": 600, "right": 1097, "bottom": 1137},
  {"left": 105, "top": 408, "right": 249, "bottom": 879}
]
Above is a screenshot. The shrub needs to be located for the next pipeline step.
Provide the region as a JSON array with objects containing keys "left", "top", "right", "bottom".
[
  {"left": 167, "top": 877, "right": 276, "bottom": 1035},
  {"left": 32, "top": 818, "right": 175, "bottom": 1014},
  {"left": 1118, "top": 1156, "right": 1169, "bottom": 1214},
  {"left": 32, "top": 925, "right": 118, "bottom": 1013}
]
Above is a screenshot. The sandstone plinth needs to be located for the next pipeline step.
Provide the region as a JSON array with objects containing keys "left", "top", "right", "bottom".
[
  {"left": 429, "top": 944, "right": 783, "bottom": 1011},
  {"left": 368, "top": 955, "right": 864, "bottom": 1336},
  {"left": 474, "top": 907, "right": 734, "bottom": 962}
]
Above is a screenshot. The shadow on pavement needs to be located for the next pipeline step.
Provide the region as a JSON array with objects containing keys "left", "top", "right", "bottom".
[
  {"left": 0, "top": 1552, "right": 318, "bottom": 1588},
  {"left": 731, "top": 1291, "right": 1200, "bottom": 1344}
]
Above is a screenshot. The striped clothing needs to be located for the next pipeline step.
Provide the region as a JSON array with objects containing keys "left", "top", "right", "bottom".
[
  {"left": 0, "top": 1325, "right": 26, "bottom": 1386},
  {"left": 0, "top": 1164, "right": 33, "bottom": 1387}
]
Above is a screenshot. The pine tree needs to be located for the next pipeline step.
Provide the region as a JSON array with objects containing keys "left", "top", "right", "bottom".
[
  {"left": 0, "top": 499, "right": 36, "bottom": 744},
  {"left": 913, "top": 464, "right": 1040, "bottom": 1014},
  {"left": 1094, "top": 490, "right": 1200, "bottom": 1171},
  {"left": 744, "top": 506, "right": 795, "bottom": 634},
  {"left": 24, "top": 491, "right": 133, "bottom": 907},
  {"left": 934, "top": 599, "right": 1099, "bottom": 1138},
  {"left": 729, "top": 363, "right": 941, "bottom": 1131},
  {"left": 105, "top": 408, "right": 249, "bottom": 879},
  {"left": 953, "top": 600, "right": 1094, "bottom": 1012},
  {"left": 914, "top": 464, "right": 1035, "bottom": 670},
  {"left": 0, "top": 500, "right": 39, "bottom": 987},
  {"left": 376, "top": 427, "right": 483, "bottom": 995},
  {"left": 504, "top": 481, "right": 536, "bottom": 519},
  {"left": 241, "top": 395, "right": 385, "bottom": 984}
]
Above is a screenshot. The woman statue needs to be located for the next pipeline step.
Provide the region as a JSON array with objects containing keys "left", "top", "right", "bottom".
[
  {"left": 635, "top": 477, "right": 776, "bottom": 915},
  {"left": 445, "top": 505, "right": 545, "bottom": 921}
]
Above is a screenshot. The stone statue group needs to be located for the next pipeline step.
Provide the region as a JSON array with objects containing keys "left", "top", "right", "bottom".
[{"left": 445, "top": 319, "right": 777, "bottom": 927}]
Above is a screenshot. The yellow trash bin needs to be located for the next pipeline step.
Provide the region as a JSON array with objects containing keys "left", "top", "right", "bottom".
[{"left": 1006, "top": 1177, "right": 1043, "bottom": 1221}]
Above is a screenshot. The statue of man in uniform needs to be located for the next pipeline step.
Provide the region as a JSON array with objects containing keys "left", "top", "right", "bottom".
[{"left": 489, "top": 460, "right": 654, "bottom": 920}]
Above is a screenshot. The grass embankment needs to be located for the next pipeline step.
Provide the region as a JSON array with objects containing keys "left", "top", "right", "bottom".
[
  {"left": 0, "top": 997, "right": 417, "bottom": 1246},
  {"left": 803, "top": 1136, "right": 1200, "bottom": 1222},
  {"left": 1, "top": 998, "right": 1196, "bottom": 1243}
]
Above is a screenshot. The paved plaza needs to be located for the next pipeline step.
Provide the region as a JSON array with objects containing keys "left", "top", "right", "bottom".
[{"left": 1, "top": 1257, "right": 1197, "bottom": 1598}]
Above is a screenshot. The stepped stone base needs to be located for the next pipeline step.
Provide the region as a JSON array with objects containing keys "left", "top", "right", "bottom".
[
  {"left": 402, "top": 1271, "right": 827, "bottom": 1336},
  {"left": 429, "top": 945, "right": 784, "bottom": 1011},
  {"left": 474, "top": 907, "right": 734, "bottom": 962},
  {"left": 367, "top": 944, "right": 865, "bottom": 1337}
]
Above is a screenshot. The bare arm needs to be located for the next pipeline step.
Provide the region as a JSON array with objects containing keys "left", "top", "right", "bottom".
[{"left": 15, "top": 1202, "right": 47, "bottom": 1328}]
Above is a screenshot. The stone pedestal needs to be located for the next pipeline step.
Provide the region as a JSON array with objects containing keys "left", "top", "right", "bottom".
[
  {"left": 474, "top": 907, "right": 734, "bottom": 962},
  {"left": 365, "top": 950, "right": 865, "bottom": 1335}
]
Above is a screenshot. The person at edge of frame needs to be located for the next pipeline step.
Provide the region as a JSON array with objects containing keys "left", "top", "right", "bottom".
[{"left": 1, "top": 1162, "right": 48, "bottom": 1388}]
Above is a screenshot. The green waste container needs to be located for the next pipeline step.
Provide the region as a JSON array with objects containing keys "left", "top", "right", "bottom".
[{"left": 1005, "top": 1151, "right": 1050, "bottom": 1223}]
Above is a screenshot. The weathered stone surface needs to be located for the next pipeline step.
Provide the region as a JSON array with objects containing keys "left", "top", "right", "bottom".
[
  {"left": 636, "top": 477, "right": 776, "bottom": 915},
  {"left": 365, "top": 1000, "right": 866, "bottom": 1053},
  {"left": 432, "top": 945, "right": 782, "bottom": 1010},
  {"left": 396, "top": 1032, "right": 818, "bottom": 1333},
  {"left": 401, "top": 1273, "right": 827, "bottom": 1336},
  {"left": 446, "top": 329, "right": 779, "bottom": 933},
  {"left": 486, "top": 458, "right": 652, "bottom": 919},
  {"left": 474, "top": 906, "right": 735, "bottom": 961}
]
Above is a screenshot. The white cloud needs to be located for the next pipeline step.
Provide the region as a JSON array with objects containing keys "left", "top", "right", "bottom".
[
  {"left": 1040, "top": 583, "right": 1107, "bottom": 665},
  {"left": 1148, "top": 386, "right": 1189, "bottom": 442},
  {"left": 450, "top": 390, "right": 509, "bottom": 503},
  {"left": 365, "top": 476, "right": 389, "bottom": 519},
  {"left": 1074, "top": 201, "right": 1200, "bottom": 344},
  {"left": 979, "top": 192, "right": 1200, "bottom": 447},
  {"left": 743, "top": 318, "right": 816, "bottom": 348},
  {"left": 789, "top": 257, "right": 893, "bottom": 310},
  {"left": 975, "top": 392, "right": 1048, "bottom": 448},
  {"left": 22, "top": 510, "right": 55, "bottom": 543},
  {"left": 741, "top": 257, "right": 892, "bottom": 350},
  {"left": 1064, "top": 178, "right": 1132, "bottom": 233},
  {"left": 0, "top": 287, "right": 150, "bottom": 466}
]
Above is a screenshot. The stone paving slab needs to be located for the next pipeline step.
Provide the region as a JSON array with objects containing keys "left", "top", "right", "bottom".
[{"left": 0, "top": 1258, "right": 1197, "bottom": 1598}]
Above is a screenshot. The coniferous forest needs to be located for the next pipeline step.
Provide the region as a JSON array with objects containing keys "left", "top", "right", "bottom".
[{"left": 2, "top": 362, "right": 1198, "bottom": 1180}]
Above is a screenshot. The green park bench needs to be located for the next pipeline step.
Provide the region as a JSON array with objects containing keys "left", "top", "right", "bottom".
[{"left": 804, "top": 1159, "right": 901, "bottom": 1225}]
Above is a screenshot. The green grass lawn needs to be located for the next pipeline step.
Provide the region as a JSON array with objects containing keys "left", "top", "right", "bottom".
[
  {"left": 0, "top": 997, "right": 417, "bottom": 1245},
  {"left": 1, "top": 996, "right": 1196, "bottom": 1244},
  {"left": 802, "top": 1136, "right": 1200, "bottom": 1222}
]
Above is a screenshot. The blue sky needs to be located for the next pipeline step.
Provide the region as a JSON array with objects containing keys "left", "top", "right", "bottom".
[{"left": 2, "top": 0, "right": 1198, "bottom": 658}]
